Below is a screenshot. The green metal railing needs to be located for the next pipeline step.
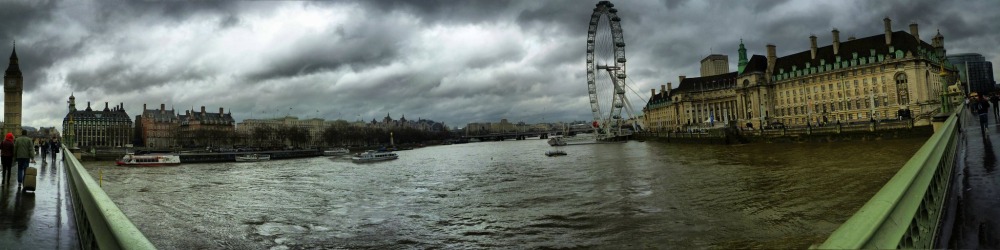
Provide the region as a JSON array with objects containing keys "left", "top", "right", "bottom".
[
  {"left": 62, "top": 145, "right": 157, "bottom": 250},
  {"left": 817, "top": 105, "right": 961, "bottom": 249}
]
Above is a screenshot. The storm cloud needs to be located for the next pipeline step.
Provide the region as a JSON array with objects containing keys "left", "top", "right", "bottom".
[{"left": 1, "top": 0, "right": 997, "bottom": 129}]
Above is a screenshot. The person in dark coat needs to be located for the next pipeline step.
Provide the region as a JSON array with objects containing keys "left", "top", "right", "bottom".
[
  {"left": 991, "top": 93, "right": 1000, "bottom": 122},
  {"left": 977, "top": 95, "right": 991, "bottom": 133},
  {"left": 13, "top": 130, "right": 35, "bottom": 187},
  {"left": 0, "top": 133, "right": 13, "bottom": 182}
]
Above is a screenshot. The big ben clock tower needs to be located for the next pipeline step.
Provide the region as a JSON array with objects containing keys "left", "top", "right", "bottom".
[{"left": 4, "top": 43, "right": 23, "bottom": 136}]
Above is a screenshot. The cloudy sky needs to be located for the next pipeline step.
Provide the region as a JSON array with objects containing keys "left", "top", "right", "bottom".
[{"left": 2, "top": 0, "right": 999, "bottom": 130}]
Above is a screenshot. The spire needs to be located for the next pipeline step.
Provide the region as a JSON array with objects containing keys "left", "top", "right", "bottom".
[
  {"left": 737, "top": 39, "right": 748, "bottom": 74},
  {"left": 5, "top": 42, "right": 20, "bottom": 77}
]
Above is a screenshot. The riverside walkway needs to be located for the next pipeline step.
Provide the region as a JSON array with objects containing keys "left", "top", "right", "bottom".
[{"left": 0, "top": 154, "right": 78, "bottom": 249}]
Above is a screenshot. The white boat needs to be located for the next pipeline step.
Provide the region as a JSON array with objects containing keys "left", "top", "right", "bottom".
[
  {"left": 547, "top": 137, "right": 566, "bottom": 146},
  {"left": 545, "top": 150, "right": 567, "bottom": 156},
  {"left": 323, "top": 148, "right": 351, "bottom": 156},
  {"left": 116, "top": 153, "right": 182, "bottom": 166},
  {"left": 236, "top": 154, "right": 271, "bottom": 162},
  {"left": 351, "top": 150, "right": 399, "bottom": 163}
]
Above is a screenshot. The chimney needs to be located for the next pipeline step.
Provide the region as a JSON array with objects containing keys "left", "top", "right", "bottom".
[
  {"left": 766, "top": 44, "right": 776, "bottom": 78},
  {"left": 651, "top": 89, "right": 656, "bottom": 97},
  {"left": 144, "top": 104, "right": 147, "bottom": 111},
  {"left": 809, "top": 35, "right": 817, "bottom": 60},
  {"left": 678, "top": 75, "right": 686, "bottom": 83},
  {"left": 161, "top": 103, "right": 165, "bottom": 111},
  {"left": 219, "top": 107, "right": 224, "bottom": 116},
  {"left": 667, "top": 82, "right": 672, "bottom": 96},
  {"left": 120, "top": 102, "right": 124, "bottom": 111},
  {"left": 832, "top": 29, "right": 840, "bottom": 55},
  {"left": 909, "top": 23, "right": 919, "bottom": 42},
  {"left": 884, "top": 17, "right": 892, "bottom": 45},
  {"left": 201, "top": 106, "right": 206, "bottom": 115},
  {"left": 105, "top": 102, "right": 109, "bottom": 110}
]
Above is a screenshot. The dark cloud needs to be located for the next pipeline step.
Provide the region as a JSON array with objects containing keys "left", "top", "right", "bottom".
[{"left": 1, "top": 0, "right": 999, "bottom": 130}]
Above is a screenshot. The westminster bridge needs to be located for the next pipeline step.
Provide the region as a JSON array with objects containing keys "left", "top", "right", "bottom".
[{"left": 0, "top": 105, "right": 995, "bottom": 248}]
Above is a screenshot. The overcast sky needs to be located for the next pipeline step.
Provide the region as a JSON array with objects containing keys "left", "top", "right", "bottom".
[{"left": 2, "top": 0, "right": 999, "bottom": 130}]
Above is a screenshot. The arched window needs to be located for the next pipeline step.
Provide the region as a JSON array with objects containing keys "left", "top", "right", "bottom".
[{"left": 895, "top": 73, "right": 909, "bottom": 105}]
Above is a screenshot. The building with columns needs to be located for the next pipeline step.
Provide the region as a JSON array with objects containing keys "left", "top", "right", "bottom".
[
  {"left": 4, "top": 45, "right": 23, "bottom": 135},
  {"left": 644, "top": 18, "right": 958, "bottom": 132}
]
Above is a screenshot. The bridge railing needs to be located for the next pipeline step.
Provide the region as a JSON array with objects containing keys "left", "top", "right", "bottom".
[
  {"left": 62, "top": 145, "right": 157, "bottom": 249},
  {"left": 817, "top": 105, "right": 961, "bottom": 249}
]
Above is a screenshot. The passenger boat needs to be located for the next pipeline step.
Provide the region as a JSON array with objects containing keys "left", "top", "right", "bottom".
[
  {"left": 351, "top": 150, "right": 399, "bottom": 163},
  {"left": 235, "top": 154, "right": 271, "bottom": 162},
  {"left": 547, "top": 137, "right": 566, "bottom": 146},
  {"left": 545, "top": 150, "right": 567, "bottom": 156},
  {"left": 323, "top": 148, "right": 351, "bottom": 156},
  {"left": 116, "top": 153, "right": 182, "bottom": 166}
]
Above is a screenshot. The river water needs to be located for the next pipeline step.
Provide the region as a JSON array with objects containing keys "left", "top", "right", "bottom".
[{"left": 85, "top": 137, "right": 926, "bottom": 249}]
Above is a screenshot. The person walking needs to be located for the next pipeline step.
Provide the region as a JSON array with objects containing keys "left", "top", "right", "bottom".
[
  {"left": 991, "top": 93, "right": 1000, "bottom": 122},
  {"left": 977, "top": 95, "right": 991, "bottom": 133},
  {"left": 0, "top": 133, "right": 13, "bottom": 182},
  {"left": 13, "top": 130, "right": 34, "bottom": 188}
]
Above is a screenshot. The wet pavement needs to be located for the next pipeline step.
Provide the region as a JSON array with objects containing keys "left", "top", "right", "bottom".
[
  {"left": 947, "top": 110, "right": 1000, "bottom": 248},
  {"left": 0, "top": 153, "right": 78, "bottom": 249}
]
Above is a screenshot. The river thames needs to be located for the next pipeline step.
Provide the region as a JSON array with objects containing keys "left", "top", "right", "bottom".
[{"left": 85, "top": 137, "right": 926, "bottom": 249}]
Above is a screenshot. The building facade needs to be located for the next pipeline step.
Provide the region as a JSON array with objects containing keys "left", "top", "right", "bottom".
[
  {"left": 138, "top": 103, "right": 180, "bottom": 149},
  {"left": 700, "top": 54, "right": 729, "bottom": 77},
  {"left": 4, "top": 45, "right": 22, "bottom": 135},
  {"left": 645, "top": 19, "right": 957, "bottom": 132},
  {"left": 946, "top": 53, "right": 995, "bottom": 94},
  {"left": 177, "top": 106, "right": 235, "bottom": 147},
  {"left": 62, "top": 99, "right": 134, "bottom": 148}
]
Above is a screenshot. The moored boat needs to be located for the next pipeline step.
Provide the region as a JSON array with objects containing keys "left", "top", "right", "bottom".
[
  {"left": 545, "top": 150, "right": 567, "bottom": 156},
  {"left": 235, "top": 154, "right": 271, "bottom": 162},
  {"left": 547, "top": 137, "right": 566, "bottom": 146},
  {"left": 323, "top": 148, "right": 351, "bottom": 156},
  {"left": 116, "top": 153, "right": 182, "bottom": 166},
  {"left": 351, "top": 150, "right": 399, "bottom": 163}
]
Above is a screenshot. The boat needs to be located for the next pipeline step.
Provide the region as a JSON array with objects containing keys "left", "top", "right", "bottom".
[
  {"left": 235, "top": 154, "right": 271, "bottom": 162},
  {"left": 116, "top": 153, "right": 182, "bottom": 166},
  {"left": 547, "top": 137, "right": 566, "bottom": 146},
  {"left": 545, "top": 150, "right": 567, "bottom": 156},
  {"left": 323, "top": 148, "right": 350, "bottom": 156},
  {"left": 351, "top": 150, "right": 399, "bottom": 163}
]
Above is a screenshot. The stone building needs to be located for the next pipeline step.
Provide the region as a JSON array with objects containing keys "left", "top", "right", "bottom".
[
  {"left": 700, "top": 54, "right": 729, "bottom": 77},
  {"left": 137, "top": 103, "right": 179, "bottom": 149},
  {"left": 645, "top": 19, "right": 958, "bottom": 132},
  {"left": 177, "top": 106, "right": 235, "bottom": 147},
  {"left": 61, "top": 97, "right": 133, "bottom": 148},
  {"left": 4, "top": 45, "right": 23, "bottom": 135}
]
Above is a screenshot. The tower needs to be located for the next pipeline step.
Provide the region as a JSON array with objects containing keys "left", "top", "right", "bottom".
[
  {"left": 737, "top": 39, "right": 748, "bottom": 74},
  {"left": 4, "top": 44, "right": 23, "bottom": 135},
  {"left": 68, "top": 93, "right": 76, "bottom": 112}
]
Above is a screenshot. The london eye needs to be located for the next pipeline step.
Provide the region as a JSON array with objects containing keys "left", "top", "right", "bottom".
[{"left": 586, "top": 1, "right": 634, "bottom": 140}]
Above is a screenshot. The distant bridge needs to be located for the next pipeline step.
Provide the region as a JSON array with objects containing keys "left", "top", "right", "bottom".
[{"left": 462, "top": 127, "right": 595, "bottom": 141}]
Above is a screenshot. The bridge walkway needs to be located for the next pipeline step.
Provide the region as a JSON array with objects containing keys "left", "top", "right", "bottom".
[
  {"left": 0, "top": 153, "right": 79, "bottom": 249},
  {"left": 947, "top": 109, "right": 1000, "bottom": 248}
]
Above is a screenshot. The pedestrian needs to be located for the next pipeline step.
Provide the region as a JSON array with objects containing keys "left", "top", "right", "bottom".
[
  {"left": 991, "top": 93, "right": 1000, "bottom": 122},
  {"left": 977, "top": 95, "right": 991, "bottom": 133},
  {"left": 0, "top": 133, "right": 12, "bottom": 182},
  {"left": 13, "top": 130, "right": 35, "bottom": 188}
]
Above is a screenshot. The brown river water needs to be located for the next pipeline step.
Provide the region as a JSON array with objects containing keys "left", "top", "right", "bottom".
[{"left": 85, "top": 137, "right": 926, "bottom": 249}]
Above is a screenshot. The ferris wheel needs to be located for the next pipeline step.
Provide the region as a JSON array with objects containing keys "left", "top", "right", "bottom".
[{"left": 586, "top": 1, "right": 635, "bottom": 139}]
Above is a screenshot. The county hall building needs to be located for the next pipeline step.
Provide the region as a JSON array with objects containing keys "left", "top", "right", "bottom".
[{"left": 644, "top": 18, "right": 958, "bottom": 132}]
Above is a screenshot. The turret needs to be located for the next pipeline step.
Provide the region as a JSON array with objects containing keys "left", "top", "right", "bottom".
[{"left": 737, "top": 39, "right": 748, "bottom": 74}]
